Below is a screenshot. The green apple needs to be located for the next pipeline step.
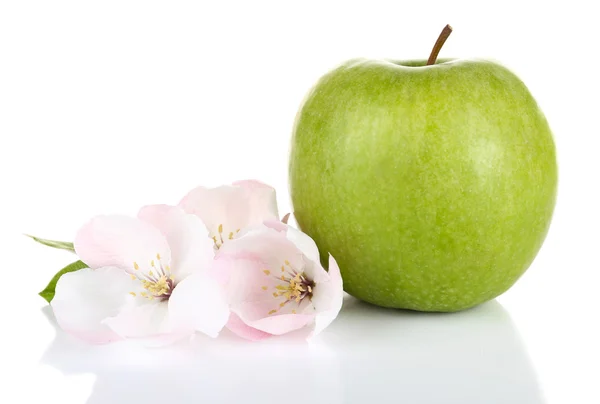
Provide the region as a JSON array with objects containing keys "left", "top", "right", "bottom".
[{"left": 289, "top": 26, "right": 557, "bottom": 312}]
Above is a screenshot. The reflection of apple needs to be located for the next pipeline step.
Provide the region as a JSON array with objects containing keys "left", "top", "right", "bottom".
[
  {"left": 324, "top": 297, "right": 544, "bottom": 403},
  {"left": 289, "top": 26, "right": 557, "bottom": 311}
]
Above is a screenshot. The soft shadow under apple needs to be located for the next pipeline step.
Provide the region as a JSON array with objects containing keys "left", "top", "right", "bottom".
[
  {"left": 39, "top": 296, "right": 543, "bottom": 404},
  {"left": 319, "top": 297, "right": 545, "bottom": 403}
]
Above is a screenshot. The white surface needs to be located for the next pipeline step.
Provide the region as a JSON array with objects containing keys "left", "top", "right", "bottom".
[{"left": 1, "top": 1, "right": 598, "bottom": 403}]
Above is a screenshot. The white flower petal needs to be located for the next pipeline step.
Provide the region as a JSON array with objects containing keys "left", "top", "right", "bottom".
[
  {"left": 74, "top": 215, "right": 171, "bottom": 275},
  {"left": 226, "top": 313, "right": 273, "bottom": 341},
  {"left": 230, "top": 180, "right": 280, "bottom": 224},
  {"left": 102, "top": 299, "right": 188, "bottom": 347},
  {"left": 309, "top": 255, "right": 344, "bottom": 338},
  {"left": 178, "top": 181, "right": 279, "bottom": 247},
  {"left": 167, "top": 272, "right": 230, "bottom": 338},
  {"left": 286, "top": 225, "right": 321, "bottom": 265},
  {"left": 138, "top": 204, "right": 214, "bottom": 282},
  {"left": 217, "top": 225, "right": 304, "bottom": 270},
  {"left": 219, "top": 230, "right": 316, "bottom": 335},
  {"left": 51, "top": 267, "right": 136, "bottom": 344},
  {"left": 238, "top": 312, "right": 314, "bottom": 336}
]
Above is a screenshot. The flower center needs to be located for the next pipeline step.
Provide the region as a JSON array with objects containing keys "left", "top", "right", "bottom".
[
  {"left": 210, "top": 223, "right": 241, "bottom": 249},
  {"left": 141, "top": 275, "right": 174, "bottom": 300},
  {"left": 276, "top": 271, "right": 314, "bottom": 303},
  {"left": 263, "top": 259, "right": 315, "bottom": 315},
  {"left": 130, "top": 253, "right": 175, "bottom": 301}
]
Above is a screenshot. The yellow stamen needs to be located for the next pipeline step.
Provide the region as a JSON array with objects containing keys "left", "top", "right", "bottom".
[
  {"left": 130, "top": 274, "right": 136, "bottom": 280},
  {"left": 151, "top": 260, "right": 155, "bottom": 267},
  {"left": 261, "top": 286, "right": 268, "bottom": 291},
  {"left": 165, "top": 265, "right": 171, "bottom": 272},
  {"left": 142, "top": 275, "right": 170, "bottom": 297},
  {"left": 263, "top": 269, "right": 270, "bottom": 275},
  {"left": 291, "top": 310, "right": 297, "bottom": 314},
  {"left": 218, "top": 224, "right": 223, "bottom": 234},
  {"left": 133, "top": 262, "right": 139, "bottom": 270},
  {"left": 284, "top": 260, "right": 290, "bottom": 266},
  {"left": 129, "top": 292, "right": 136, "bottom": 297},
  {"left": 279, "top": 302, "right": 286, "bottom": 308},
  {"left": 281, "top": 265, "right": 285, "bottom": 272},
  {"left": 156, "top": 253, "right": 161, "bottom": 260},
  {"left": 236, "top": 228, "right": 241, "bottom": 233},
  {"left": 228, "top": 232, "right": 234, "bottom": 240},
  {"left": 273, "top": 271, "right": 314, "bottom": 304},
  {"left": 268, "top": 310, "right": 277, "bottom": 315},
  {"left": 149, "top": 270, "right": 154, "bottom": 277}
]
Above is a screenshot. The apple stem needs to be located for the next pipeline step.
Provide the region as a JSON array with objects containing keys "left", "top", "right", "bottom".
[{"left": 427, "top": 24, "right": 453, "bottom": 66}]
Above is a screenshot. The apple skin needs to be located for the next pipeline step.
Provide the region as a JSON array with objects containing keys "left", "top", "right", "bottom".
[{"left": 289, "top": 58, "right": 557, "bottom": 312}]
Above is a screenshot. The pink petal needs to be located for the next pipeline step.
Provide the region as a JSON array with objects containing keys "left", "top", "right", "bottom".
[
  {"left": 137, "top": 205, "right": 214, "bottom": 282},
  {"left": 226, "top": 313, "right": 272, "bottom": 341},
  {"left": 209, "top": 255, "right": 237, "bottom": 286},
  {"left": 286, "top": 225, "right": 321, "bottom": 267},
  {"left": 168, "top": 272, "right": 229, "bottom": 338},
  {"left": 248, "top": 223, "right": 320, "bottom": 263},
  {"left": 309, "top": 255, "right": 344, "bottom": 338},
  {"left": 219, "top": 224, "right": 343, "bottom": 338},
  {"left": 178, "top": 182, "right": 279, "bottom": 247},
  {"left": 241, "top": 312, "right": 314, "bottom": 336},
  {"left": 219, "top": 230, "right": 316, "bottom": 335},
  {"left": 217, "top": 226, "right": 303, "bottom": 271},
  {"left": 51, "top": 267, "right": 136, "bottom": 344},
  {"left": 74, "top": 215, "right": 171, "bottom": 274},
  {"left": 263, "top": 219, "right": 288, "bottom": 233}
]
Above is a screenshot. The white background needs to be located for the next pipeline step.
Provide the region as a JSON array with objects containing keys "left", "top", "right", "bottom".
[{"left": 1, "top": 1, "right": 598, "bottom": 403}]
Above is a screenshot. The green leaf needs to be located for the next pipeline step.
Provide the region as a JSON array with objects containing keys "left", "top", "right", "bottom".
[
  {"left": 39, "top": 260, "right": 88, "bottom": 303},
  {"left": 26, "top": 234, "right": 75, "bottom": 253}
]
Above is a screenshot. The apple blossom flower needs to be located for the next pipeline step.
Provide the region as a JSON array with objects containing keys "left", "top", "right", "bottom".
[
  {"left": 178, "top": 180, "right": 279, "bottom": 250},
  {"left": 215, "top": 223, "right": 343, "bottom": 340},
  {"left": 51, "top": 205, "right": 229, "bottom": 346}
]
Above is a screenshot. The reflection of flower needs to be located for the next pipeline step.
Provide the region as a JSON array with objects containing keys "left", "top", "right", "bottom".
[
  {"left": 52, "top": 205, "right": 229, "bottom": 346},
  {"left": 216, "top": 223, "right": 344, "bottom": 341},
  {"left": 179, "top": 180, "right": 279, "bottom": 250}
]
